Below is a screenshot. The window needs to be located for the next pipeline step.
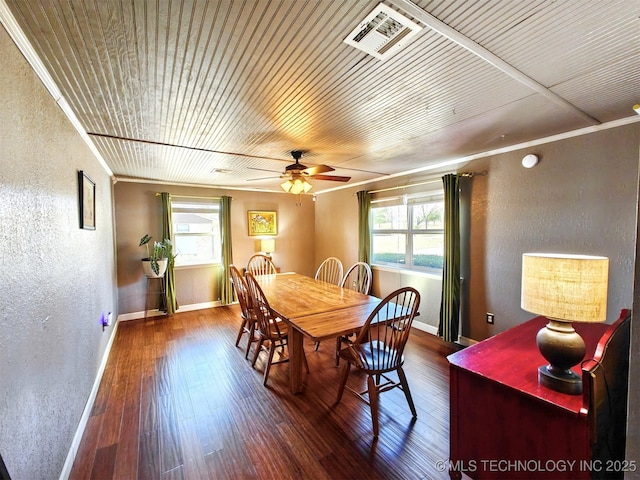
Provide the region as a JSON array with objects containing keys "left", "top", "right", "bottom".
[
  {"left": 171, "top": 198, "right": 221, "bottom": 266},
  {"left": 371, "top": 195, "right": 444, "bottom": 274}
]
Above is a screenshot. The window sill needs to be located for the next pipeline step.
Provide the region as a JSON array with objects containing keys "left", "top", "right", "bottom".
[
  {"left": 371, "top": 264, "right": 442, "bottom": 280},
  {"left": 174, "top": 263, "right": 222, "bottom": 270}
]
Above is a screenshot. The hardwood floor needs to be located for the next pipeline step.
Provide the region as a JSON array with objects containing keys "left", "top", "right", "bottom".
[{"left": 69, "top": 306, "right": 461, "bottom": 480}]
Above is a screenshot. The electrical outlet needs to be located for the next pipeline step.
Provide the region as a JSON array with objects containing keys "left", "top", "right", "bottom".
[
  {"left": 101, "top": 311, "right": 113, "bottom": 331},
  {"left": 486, "top": 312, "right": 494, "bottom": 324}
]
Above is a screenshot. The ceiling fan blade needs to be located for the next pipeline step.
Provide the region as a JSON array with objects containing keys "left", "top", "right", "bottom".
[
  {"left": 246, "top": 175, "right": 281, "bottom": 181},
  {"left": 302, "top": 164, "right": 334, "bottom": 175},
  {"left": 311, "top": 174, "right": 351, "bottom": 182},
  {"left": 248, "top": 167, "right": 283, "bottom": 174}
]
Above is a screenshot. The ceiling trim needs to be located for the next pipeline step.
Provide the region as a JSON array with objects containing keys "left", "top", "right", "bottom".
[
  {"left": 394, "top": 0, "right": 600, "bottom": 126},
  {"left": 317, "top": 114, "right": 640, "bottom": 195},
  {"left": 114, "top": 175, "right": 283, "bottom": 194}
]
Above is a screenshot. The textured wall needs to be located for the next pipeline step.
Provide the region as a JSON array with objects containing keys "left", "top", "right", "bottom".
[
  {"left": 114, "top": 182, "right": 316, "bottom": 315},
  {"left": 628, "top": 166, "right": 640, "bottom": 469},
  {"left": 464, "top": 125, "right": 639, "bottom": 339},
  {"left": 317, "top": 125, "right": 639, "bottom": 340},
  {"left": 0, "top": 26, "right": 117, "bottom": 479}
]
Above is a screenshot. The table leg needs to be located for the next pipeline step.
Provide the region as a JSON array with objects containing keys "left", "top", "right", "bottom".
[{"left": 289, "top": 327, "right": 305, "bottom": 394}]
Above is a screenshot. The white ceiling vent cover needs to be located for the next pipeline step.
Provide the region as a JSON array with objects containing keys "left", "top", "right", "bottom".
[{"left": 344, "top": 3, "right": 422, "bottom": 60}]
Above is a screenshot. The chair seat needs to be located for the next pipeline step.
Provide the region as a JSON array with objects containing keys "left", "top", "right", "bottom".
[
  {"left": 338, "top": 340, "right": 404, "bottom": 374},
  {"left": 265, "top": 318, "right": 288, "bottom": 337}
]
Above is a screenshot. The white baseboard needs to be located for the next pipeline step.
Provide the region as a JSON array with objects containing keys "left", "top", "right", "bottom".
[
  {"left": 177, "top": 301, "right": 221, "bottom": 312},
  {"left": 412, "top": 320, "right": 477, "bottom": 347},
  {"left": 59, "top": 320, "right": 120, "bottom": 480},
  {"left": 456, "top": 336, "right": 477, "bottom": 347},
  {"left": 412, "top": 319, "right": 439, "bottom": 336},
  {"left": 117, "top": 300, "right": 222, "bottom": 322}
]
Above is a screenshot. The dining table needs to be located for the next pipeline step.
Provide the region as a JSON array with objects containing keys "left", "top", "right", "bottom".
[{"left": 253, "top": 272, "right": 381, "bottom": 394}]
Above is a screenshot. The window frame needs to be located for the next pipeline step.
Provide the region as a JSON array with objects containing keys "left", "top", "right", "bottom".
[
  {"left": 370, "top": 193, "right": 445, "bottom": 274},
  {"left": 170, "top": 198, "right": 222, "bottom": 268}
]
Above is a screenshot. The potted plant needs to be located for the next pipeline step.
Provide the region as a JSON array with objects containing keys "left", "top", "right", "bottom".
[{"left": 139, "top": 234, "right": 174, "bottom": 277}]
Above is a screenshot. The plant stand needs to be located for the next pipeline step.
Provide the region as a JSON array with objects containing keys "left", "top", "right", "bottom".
[{"left": 144, "top": 275, "right": 166, "bottom": 320}]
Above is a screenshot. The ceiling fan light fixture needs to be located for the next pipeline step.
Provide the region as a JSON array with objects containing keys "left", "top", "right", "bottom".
[
  {"left": 281, "top": 177, "right": 312, "bottom": 194},
  {"left": 291, "top": 180, "right": 304, "bottom": 195},
  {"left": 280, "top": 179, "right": 293, "bottom": 192}
]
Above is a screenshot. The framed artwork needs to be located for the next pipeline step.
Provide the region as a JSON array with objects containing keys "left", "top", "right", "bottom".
[
  {"left": 78, "top": 170, "right": 96, "bottom": 230},
  {"left": 248, "top": 210, "right": 277, "bottom": 236}
]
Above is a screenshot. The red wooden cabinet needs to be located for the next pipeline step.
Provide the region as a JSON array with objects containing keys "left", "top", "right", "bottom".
[{"left": 447, "top": 310, "right": 630, "bottom": 480}]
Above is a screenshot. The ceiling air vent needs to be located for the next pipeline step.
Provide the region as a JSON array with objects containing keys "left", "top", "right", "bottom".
[{"left": 344, "top": 3, "right": 422, "bottom": 60}]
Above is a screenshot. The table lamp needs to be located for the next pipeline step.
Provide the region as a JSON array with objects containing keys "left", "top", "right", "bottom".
[
  {"left": 260, "top": 239, "right": 275, "bottom": 259},
  {"left": 521, "top": 253, "right": 608, "bottom": 395}
]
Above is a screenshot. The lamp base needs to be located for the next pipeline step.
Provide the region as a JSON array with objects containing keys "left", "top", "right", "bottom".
[
  {"left": 536, "top": 319, "right": 585, "bottom": 396},
  {"left": 538, "top": 365, "right": 582, "bottom": 395}
]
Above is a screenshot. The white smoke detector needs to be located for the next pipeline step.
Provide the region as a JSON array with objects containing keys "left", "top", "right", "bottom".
[{"left": 522, "top": 154, "right": 539, "bottom": 168}]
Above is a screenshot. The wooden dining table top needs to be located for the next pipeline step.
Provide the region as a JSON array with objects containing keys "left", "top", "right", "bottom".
[
  {"left": 252, "top": 271, "right": 384, "bottom": 394},
  {"left": 253, "top": 272, "right": 378, "bottom": 321}
]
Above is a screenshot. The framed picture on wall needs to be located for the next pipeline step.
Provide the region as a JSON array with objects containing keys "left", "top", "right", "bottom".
[
  {"left": 78, "top": 170, "right": 96, "bottom": 230},
  {"left": 247, "top": 210, "right": 277, "bottom": 236}
]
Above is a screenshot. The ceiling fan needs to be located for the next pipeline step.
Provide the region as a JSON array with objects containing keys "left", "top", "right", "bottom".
[{"left": 248, "top": 150, "right": 351, "bottom": 193}]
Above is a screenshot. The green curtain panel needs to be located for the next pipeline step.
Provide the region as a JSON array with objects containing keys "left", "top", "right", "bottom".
[
  {"left": 357, "top": 190, "right": 371, "bottom": 264},
  {"left": 161, "top": 192, "right": 179, "bottom": 314},
  {"left": 220, "top": 196, "right": 234, "bottom": 305},
  {"left": 438, "top": 174, "right": 461, "bottom": 342}
]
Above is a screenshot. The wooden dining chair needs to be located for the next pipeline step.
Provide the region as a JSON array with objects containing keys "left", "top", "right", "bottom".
[
  {"left": 341, "top": 261, "right": 372, "bottom": 294},
  {"left": 245, "top": 272, "right": 308, "bottom": 386},
  {"left": 246, "top": 253, "right": 277, "bottom": 276},
  {"left": 313, "top": 257, "right": 344, "bottom": 350},
  {"left": 314, "top": 257, "right": 343, "bottom": 285},
  {"left": 335, "top": 262, "right": 373, "bottom": 364},
  {"left": 335, "top": 286, "right": 420, "bottom": 438},
  {"left": 230, "top": 265, "right": 259, "bottom": 359}
]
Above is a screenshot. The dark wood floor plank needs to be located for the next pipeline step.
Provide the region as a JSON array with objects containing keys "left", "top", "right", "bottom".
[
  {"left": 68, "top": 414, "right": 102, "bottom": 480},
  {"left": 90, "top": 443, "right": 117, "bottom": 480},
  {"left": 138, "top": 429, "right": 161, "bottom": 480},
  {"left": 158, "top": 393, "right": 184, "bottom": 474},
  {"left": 97, "top": 375, "right": 127, "bottom": 449},
  {"left": 70, "top": 306, "right": 460, "bottom": 479},
  {"left": 112, "top": 406, "right": 140, "bottom": 480},
  {"left": 175, "top": 417, "right": 209, "bottom": 480}
]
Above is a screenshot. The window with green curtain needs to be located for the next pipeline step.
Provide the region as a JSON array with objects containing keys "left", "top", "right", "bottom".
[
  {"left": 161, "top": 192, "right": 178, "bottom": 314},
  {"left": 370, "top": 193, "right": 445, "bottom": 274},
  {"left": 219, "top": 196, "right": 234, "bottom": 305},
  {"left": 357, "top": 190, "right": 371, "bottom": 264},
  {"left": 438, "top": 174, "right": 461, "bottom": 343}
]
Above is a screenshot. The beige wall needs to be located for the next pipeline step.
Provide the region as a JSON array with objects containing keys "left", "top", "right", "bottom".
[
  {"left": 313, "top": 188, "right": 360, "bottom": 269},
  {"left": 318, "top": 124, "right": 639, "bottom": 340},
  {"left": 114, "top": 182, "right": 316, "bottom": 315},
  {"left": 0, "top": 25, "right": 117, "bottom": 479},
  {"left": 462, "top": 125, "right": 638, "bottom": 339}
]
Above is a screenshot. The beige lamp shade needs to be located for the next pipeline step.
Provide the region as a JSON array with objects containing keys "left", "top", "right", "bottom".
[
  {"left": 260, "top": 239, "right": 275, "bottom": 254},
  {"left": 521, "top": 253, "right": 608, "bottom": 323}
]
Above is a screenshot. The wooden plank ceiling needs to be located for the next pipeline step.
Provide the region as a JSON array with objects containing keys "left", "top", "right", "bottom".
[{"left": 3, "top": 0, "right": 639, "bottom": 192}]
